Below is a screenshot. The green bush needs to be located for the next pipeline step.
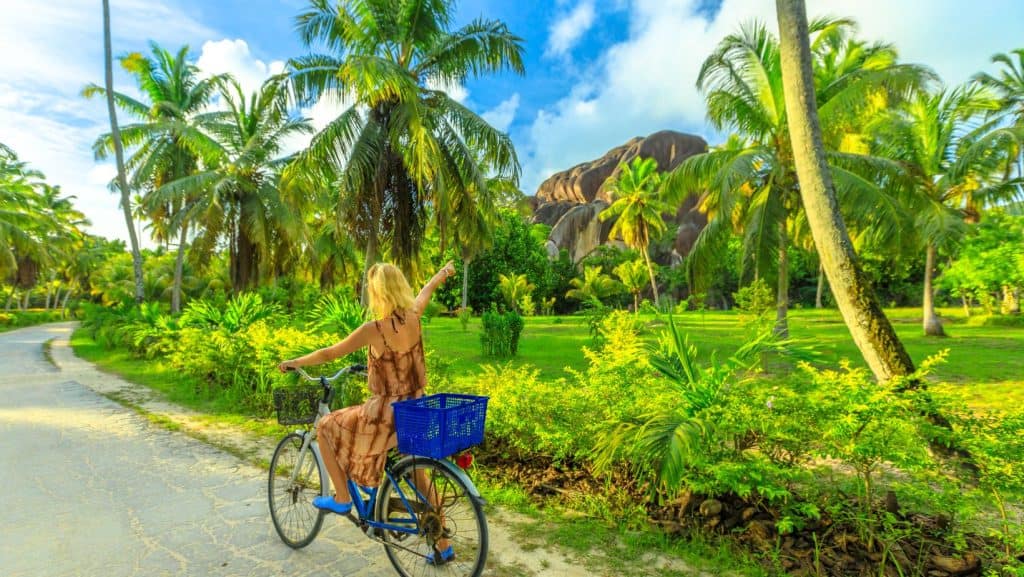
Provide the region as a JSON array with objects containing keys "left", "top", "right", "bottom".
[
  {"left": 457, "top": 306, "right": 473, "bottom": 331},
  {"left": 732, "top": 278, "right": 774, "bottom": 317},
  {"left": 468, "top": 311, "right": 658, "bottom": 462},
  {"left": 980, "top": 314, "right": 1024, "bottom": 327},
  {"left": 306, "top": 291, "right": 367, "bottom": 337},
  {"left": 0, "top": 309, "right": 65, "bottom": 329},
  {"left": 947, "top": 398, "right": 1024, "bottom": 562},
  {"left": 479, "top": 309, "right": 524, "bottom": 357},
  {"left": 420, "top": 300, "right": 444, "bottom": 324}
]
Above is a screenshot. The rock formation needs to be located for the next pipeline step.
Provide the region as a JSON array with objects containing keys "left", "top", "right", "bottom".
[{"left": 532, "top": 130, "right": 708, "bottom": 264}]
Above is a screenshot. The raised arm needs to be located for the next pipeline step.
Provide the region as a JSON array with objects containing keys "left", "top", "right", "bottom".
[
  {"left": 414, "top": 261, "right": 456, "bottom": 315},
  {"left": 278, "top": 322, "right": 374, "bottom": 372}
]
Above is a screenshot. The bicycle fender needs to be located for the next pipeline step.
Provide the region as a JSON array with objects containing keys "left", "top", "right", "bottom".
[{"left": 395, "top": 455, "right": 484, "bottom": 501}]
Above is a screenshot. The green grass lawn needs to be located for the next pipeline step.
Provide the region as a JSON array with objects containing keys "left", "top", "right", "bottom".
[{"left": 424, "top": 307, "right": 1024, "bottom": 411}]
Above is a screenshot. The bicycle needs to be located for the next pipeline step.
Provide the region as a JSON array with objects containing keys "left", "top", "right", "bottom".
[{"left": 268, "top": 364, "right": 490, "bottom": 577}]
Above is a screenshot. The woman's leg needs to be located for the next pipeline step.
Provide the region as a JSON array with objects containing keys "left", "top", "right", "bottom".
[
  {"left": 320, "top": 437, "right": 352, "bottom": 504},
  {"left": 318, "top": 415, "right": 352, "bottom": 504}
]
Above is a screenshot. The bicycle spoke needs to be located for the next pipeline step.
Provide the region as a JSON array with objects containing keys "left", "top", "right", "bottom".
[
  {"left": 378, "top": 459, "right": 487, "bottom": 577},
  {"left": 268, "top": 433, "right": 324, "bottom": 548}
]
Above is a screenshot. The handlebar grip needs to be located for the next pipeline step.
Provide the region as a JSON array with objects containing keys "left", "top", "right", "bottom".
[{"left": 349, "top": 364, "right": 367, "bottom": 373}]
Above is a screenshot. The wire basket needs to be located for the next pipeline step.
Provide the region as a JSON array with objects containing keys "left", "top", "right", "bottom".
[
  {"left": 273, "top": 385, "right": 322, "bottom": 425},
  {"left": 392, "top": 394, "right": 489, "bottom": 459}
]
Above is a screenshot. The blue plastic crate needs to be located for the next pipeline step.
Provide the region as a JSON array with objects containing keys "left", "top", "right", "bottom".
[{"left": 392, "top": 394, "right": 488, "bottom": 459}]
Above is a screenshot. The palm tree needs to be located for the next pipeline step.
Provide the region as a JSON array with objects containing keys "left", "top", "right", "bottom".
[
  {"left": 152, "top": 76, "right": 312, "bottom": 292},
  {"left": 966, "top": 50, "right": 1024, "bottom": 313},
  {"left": 498, "top": 273, "right": 534, "bottom": 313},
  {"left": 0, "top": 147, "right": 46, "bottom": 282},
  {"left": 84, "top": 44, "right": 223, "bottom": 313},
  {"left": 975, "top": 49, "right": 1024, "bottom": 177},
  {"left": 774, "top": 0, "right": 914, "bottom": 380},
  {"left": 614, "top": 259, "right": 648, "bottom": 313},
  {"left": 288, "top": 0, "right": 524, "bottom": 293},
  {"left": 566, "top": 265, "right": 621, "bottom": 305},
  {"left": 871, "top": 85, "right": 1012, "bottom": 335},
  {"left": 449, "top": 168, "right": 514, "bottom": 311},
  {"left": 100, "top": 0, "right": 144, "bottom": 304},
  {"left": 665, "top": 17, "right": 928, "bottom": 337},
  {"left": 600, "top": 157, "right": 669, "bottom": 305},
  {"left": 36, "top": 185, "right": 90, "bottom": 310}
]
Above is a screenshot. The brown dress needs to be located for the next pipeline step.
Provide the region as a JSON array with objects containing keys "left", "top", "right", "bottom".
[{"left": 318, "top": 317, "right": 426, "bottom": 487}]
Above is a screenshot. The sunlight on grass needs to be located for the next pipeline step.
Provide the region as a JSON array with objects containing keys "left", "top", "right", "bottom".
[{"left": 425, "top": 308, "right": 1023, "bottom": 412}]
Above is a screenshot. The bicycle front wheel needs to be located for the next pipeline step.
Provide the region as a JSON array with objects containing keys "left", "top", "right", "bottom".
[
  {"left": 375, "top": 457, "right": 488, "bottom": 577},
  {"left": 268, "top": 432, "right": 325, "bottom": 548}
]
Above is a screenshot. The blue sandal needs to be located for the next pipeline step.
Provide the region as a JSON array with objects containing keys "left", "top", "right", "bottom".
[
  {"left": 312, "top": 495, "right": 353, "bottom": 515},
  {"left": 426, "top": 545, "right": 455, "bottom": 565}
]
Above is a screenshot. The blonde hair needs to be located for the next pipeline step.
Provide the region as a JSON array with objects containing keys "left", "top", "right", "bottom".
[{"left": 366, "top": 263, "right": 415, "bottom": 319}]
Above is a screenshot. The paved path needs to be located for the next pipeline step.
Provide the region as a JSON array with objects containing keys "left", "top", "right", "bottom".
[{"left": 0, "top": 324, "right": 393, "bottom": 577}]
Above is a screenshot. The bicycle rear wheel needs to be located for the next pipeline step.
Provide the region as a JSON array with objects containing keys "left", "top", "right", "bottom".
[
  {"left": 268, "top": 432, "right": 325, "bottom": 548},
  {"left": 375, "top": 457, "right": 488, "bottom": 577}
]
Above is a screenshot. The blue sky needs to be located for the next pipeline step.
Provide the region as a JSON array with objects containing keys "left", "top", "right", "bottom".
[{"left": 2, "top": 0, "right": 1022, "bottom": 244}]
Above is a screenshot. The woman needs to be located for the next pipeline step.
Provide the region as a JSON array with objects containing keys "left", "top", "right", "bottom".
[{"left": 278, "top": 261, "right": 455, "bottom": 560}]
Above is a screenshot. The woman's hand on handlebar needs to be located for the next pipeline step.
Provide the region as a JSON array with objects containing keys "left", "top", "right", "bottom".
[{"left": 278, "top": 360, "right": 298, "bottom": 373}]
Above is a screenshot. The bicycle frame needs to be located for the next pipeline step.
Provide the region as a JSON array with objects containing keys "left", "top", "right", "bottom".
[
  {"left": 284, "top": 366, "right": 484, "bottom": 538},
  {"left": 283, "top": 376, "right": 334, "bottom": 499}
]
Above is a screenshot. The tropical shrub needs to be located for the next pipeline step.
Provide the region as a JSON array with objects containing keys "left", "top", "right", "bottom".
[
  {"left": 940, "top": 211, "right": 1024, "bottom": 315},
  {"left": 0, "top": 309, "right": 66, "bottom": 329},
  {"left": 456, "top": 209, "right": 551, "bottom": 312},
  {"left": 565, "top": 266, "right": 622, "bottom": 306},
  {"left": 457, "top": 306, "right": 473, "bottom": 331},
  {"left": 469, "top": 311, "right": 657, "bottom": 461},
  {"left": 948, "top": 402, "right": 1024, "bottom": 562},
  {"left": 732, "top": 277, "right": 774, "bottom": 318},
  {"left": 307, "top": 290, "right": 367, "bottom": 337},
  {"left": 498, "top": 273, "right": 534, "bottom": 313},
  {"left": 420, "top": 300, "right": 444, "bottom": 323},
  {"left": 479, "top": 309, "right": 524, "bottom": 357},
  {"left": 179, "top": 292, "right": 279, "bottom": 333}
]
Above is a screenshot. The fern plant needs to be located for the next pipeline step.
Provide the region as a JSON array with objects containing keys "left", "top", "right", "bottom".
[{"left": 307, "top": 292, "right": 367, "bottom": 336}]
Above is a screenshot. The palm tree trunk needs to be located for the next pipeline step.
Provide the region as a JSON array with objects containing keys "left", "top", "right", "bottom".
[
  {"left": 776, "top": 0, "right": 915, "bottom": 381},
  {"left": 642, "top": 245, "right": 660, "bottom": 305},
  {"left": 1002, "top": 285, "right": 1020, "bottom": 315},
  {"left": 53, "top": 286, "right": 62, "bottom": 311},
  {"left": 171, "top": 222, "right": 188, "bottom": 314},
  {"left": 815, "top": 261, "right": 825, "bottom": 308},
  {"left": 360, "top": 232, "right": 379, "bottom": 306},
  {"left": 21, "top": 289, "right": 30, "bottom": 310},
  {"left": 922, "top": 242, "right": 946, "bottom": 336},
  {"left": 44, "top": 283, "right": 52, "bottom": 310},
  {"left": 634, "top": 292, "right": 639, "bottom": 314},
  {"left": 4, "top": 288, "right": 14, "bottom": 311},
  {"left": 234, "top": 228, "right": 257, "bottom": 293},
  {"left": 61, "top": 290, "right": 72, "bottom": 318},
  {"left": 461, "top": 257, "right": 471, "bottom": 311},
  {"left": 775, "top": 223, "right": 789, "bottom": 338},
  {"left": 103, "top": 0, "right": 145, "bottom": 304}
]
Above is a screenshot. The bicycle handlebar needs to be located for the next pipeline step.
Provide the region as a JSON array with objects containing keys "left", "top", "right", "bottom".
[{"left": 288, "top": 364, "right": 367, "bottom": 382}]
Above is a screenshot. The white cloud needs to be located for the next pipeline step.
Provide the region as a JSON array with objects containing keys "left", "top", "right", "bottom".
[
  {"left": 482, "top": 93, "right": 521, "bottom": 133},
  {"left": 425, "top": 77, "right": 469, "bottom": 103},
  {"left": 0, "top": 0, "right": 217, "bottom": 247},
  {"left": 545, "top": 1, "right": 597, "bottom": 58},
  {"left": 519, "top": 0, "right": 1024, "bottom": 196},
  {"left": 196, "top": 39, "right": 286, "bottom": 96}
]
